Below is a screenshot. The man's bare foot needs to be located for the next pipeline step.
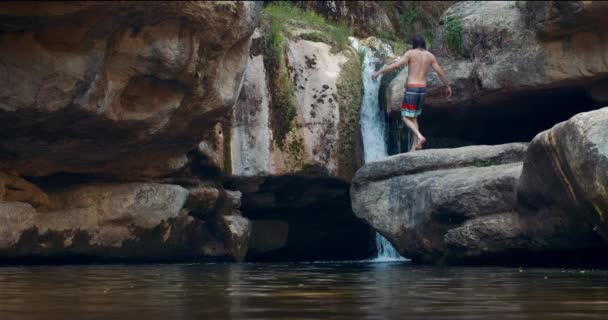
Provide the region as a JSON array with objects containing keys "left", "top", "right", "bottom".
[{"left": 415, "top": 136, "right": 426, "bottom": 150}]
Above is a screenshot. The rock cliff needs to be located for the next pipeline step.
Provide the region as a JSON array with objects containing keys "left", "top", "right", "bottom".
[
  {"left": 224, "top": 8, "right": 372, "bottom": 260},
  {"left": 0, "top": 1, "right": 261, "bottom": 262}
]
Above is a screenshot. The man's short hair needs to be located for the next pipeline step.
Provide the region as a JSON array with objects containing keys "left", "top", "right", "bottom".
[{"left": 411, "top": 35, "right": 426, "bottom": 50}]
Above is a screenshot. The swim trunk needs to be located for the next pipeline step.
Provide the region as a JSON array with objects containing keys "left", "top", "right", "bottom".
[{"left": 401, "top": 84, "right": 427, "bottom": 118}]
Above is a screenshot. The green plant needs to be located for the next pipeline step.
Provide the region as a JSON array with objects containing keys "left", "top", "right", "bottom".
[
  {"left": 262, "top": 10, "right": 297, "bottom": 149},
  {"left": 357, "top": 46, "right": 366, "bottom": 68},
  {"left": 401, "top": 6, "right": 422, "bottom": 33},
  {"left": 444, "top": 16, "right": 464, "bottom": 56},
  {"left": 473, "top": 159, "right": 497, "bottom": 167}
]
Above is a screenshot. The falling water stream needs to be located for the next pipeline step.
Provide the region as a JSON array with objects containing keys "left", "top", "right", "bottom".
[{"left": 350, "top": 38, "right": 406, "bottom": 262}]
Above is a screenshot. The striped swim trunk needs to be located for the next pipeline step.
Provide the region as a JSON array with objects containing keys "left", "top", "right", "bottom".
[{"left": 401, "top": 84, "right": 427, "bottom": 118}]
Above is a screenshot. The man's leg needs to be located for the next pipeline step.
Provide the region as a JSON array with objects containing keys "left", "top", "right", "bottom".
[
  {"left": 412, "top": 117, "right": 426, "bottom": 149},
  {"left": 401, "top": 116, "right": 425, "bottom": 151}
]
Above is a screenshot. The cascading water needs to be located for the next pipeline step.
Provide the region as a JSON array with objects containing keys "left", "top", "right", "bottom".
[{"left": 350, "top": 37, "right": 407, "bottom": 262}]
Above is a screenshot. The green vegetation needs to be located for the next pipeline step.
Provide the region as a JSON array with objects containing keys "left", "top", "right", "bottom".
[
  {"left": 262, "top": 2, "right": 357, "bottom": 149},
  {"left": 473, "top": 159, "right": 497, "bottom": 167},
  {"left": 262, "top": 7, "right": 297, "bottom": 149},
  {"left": 356, "top": 46, "right": 366, "bottom": 68},
  {"left": 444, "top": 16, "right": 464, "bottom": 56},
  {"left": 336, "top": 50, "right": 363, "bottom": 180},
  {"left": 263, "top": 2, "right": 350, "bottom": 51}
]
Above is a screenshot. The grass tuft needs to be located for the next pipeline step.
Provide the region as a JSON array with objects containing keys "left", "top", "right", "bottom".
[{"left": 263, "top": 2, "right": 350, "bottom": 51}]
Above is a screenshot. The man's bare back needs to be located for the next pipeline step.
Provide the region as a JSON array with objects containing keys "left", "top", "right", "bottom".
[
  {"left": 372, "top": 48, "right": 451, "bottom": 93},
  {"left": 402, "top": 49, "right": 435, "bottom": 86}
]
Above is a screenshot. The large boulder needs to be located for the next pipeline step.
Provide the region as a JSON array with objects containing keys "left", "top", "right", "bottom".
[
  {"left": 351, "top": 143, "right": 530, "bottom": 263},
  {"left": 518, "top": 107, "right": 608, "bottom": 244},
  {"left": 0, "top": 183, "right": 250, "bottom": 262},
  {"left": 0, "top": 2, "right": 261, "bottom": 179}
]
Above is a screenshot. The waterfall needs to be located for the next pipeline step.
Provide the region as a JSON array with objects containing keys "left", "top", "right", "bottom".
[{"left": 350, "top": 37, "right": 407, "bottom": 262}]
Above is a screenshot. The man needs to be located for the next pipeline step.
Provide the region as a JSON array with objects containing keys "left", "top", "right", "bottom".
[{"left": 372, "top": 35, "right": 452, "bottom": 151}]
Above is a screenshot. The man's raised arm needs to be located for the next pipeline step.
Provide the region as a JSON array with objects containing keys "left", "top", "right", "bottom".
[
  {"left": 431, "top": 55, "right": 452, "bottom": 98},
  {"left": 372, "top": 53, "right": 408, "bottom": 80}
]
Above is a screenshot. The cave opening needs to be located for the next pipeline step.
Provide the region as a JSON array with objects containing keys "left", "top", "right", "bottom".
[
  {"left": 224, "top": 175, "right": 374, "bottom": 262},
  {"left": 389, "top": 86, "right": 601, "bottom": 152}
]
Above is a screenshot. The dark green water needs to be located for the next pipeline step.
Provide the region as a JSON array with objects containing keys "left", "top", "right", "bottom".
[{"left": 1, "top": 261, "right": 608, "bottom": 319}]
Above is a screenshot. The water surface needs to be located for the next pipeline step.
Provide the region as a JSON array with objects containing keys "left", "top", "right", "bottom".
[{"left": 1, "top": 261, "right": 607, "bottom": 319}]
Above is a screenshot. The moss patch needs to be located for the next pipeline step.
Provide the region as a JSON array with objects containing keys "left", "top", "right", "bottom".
[
  {"left": 444, "top": 16, "right": 464, "bottom": 56},
  {"left": 473, "top": 159, "right": 497, "bottom": 167},
  {"left": 335, "top": 49, "right": 363, "bottom": 180},
  {"left": 263, "top": 14, "right": 297, "bottom": 150},
  {"left": 282, "top": 127, "right": 306, "bottom": 172}
]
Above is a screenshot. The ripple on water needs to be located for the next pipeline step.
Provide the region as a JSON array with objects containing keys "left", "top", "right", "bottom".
[{"left": 0, "top": 262, "right": 608, "bottom": 319}]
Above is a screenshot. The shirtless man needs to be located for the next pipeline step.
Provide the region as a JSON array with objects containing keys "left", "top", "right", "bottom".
[{"left": 372, "top": 35, "right": 452, "bottom": 151}]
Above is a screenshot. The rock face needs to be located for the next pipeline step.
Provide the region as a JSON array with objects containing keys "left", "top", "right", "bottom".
[
  {"left": 0, "top": 1, "right": 260, "bottom": 179},
  {"left": 351, "top": 143, "right": 529, "bottom": 263},
  {"left": 518, "top": 107, "right": 608, "bottom": 245},
  {"left": 0, "top": 183, "right": 250, "bottom": 262},
  {"left": 423, "top": 1, "right": 608, "bottom": 109},
  {"left": 0, "top": 2, "right": 260, "bottom": 263},
  {"left": 294, "top": 1, "right": 394, "bottom": 37},
  {"left": 230, "top": 31, "right": 363, "bottom": 180},
  {"left": 379, "top": 1, "right": 607, "bottom": 147}
]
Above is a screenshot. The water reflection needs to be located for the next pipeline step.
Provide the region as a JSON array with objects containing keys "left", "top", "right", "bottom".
[{"left": 0, "top": 262, "right": 607, "bottom": 319}]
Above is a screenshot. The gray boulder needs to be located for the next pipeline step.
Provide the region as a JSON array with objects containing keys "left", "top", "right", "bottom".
[
  {"left": 518, "top": 107, "right": 608, "bottom": 245},
  {"left": 351, "top": 143, "right": 528, "bottom": 263}
]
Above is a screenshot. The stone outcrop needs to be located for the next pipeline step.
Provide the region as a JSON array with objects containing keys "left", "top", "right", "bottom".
[
  {"left": 0, "top": 183, "right": 250, "bottom": 262},
  {"left": 518, "top": 107, "right": 608, "bottom": 245},
  {"left": 230, "top": 29, "right": 363, "bottom": 180},
  {"left": 351, "top": 143, "right": 529, "bottom": 263},
  {"left": 294, "top": 1, "right": 394, "bottom": 38},
  {"left": 0, "top": 1, "right": 260, "bottom": 263},
  {"left": 0, "top": 1, "right": 261, "bottom": 179},
  {"left": 352, "top": 107, "right": 608, "bottom": 265},
  {"left": 423, "top": 1, "right": 608, "bottom": 109},
  {"left": 379, "top": 1, "right": 607, "bottom": 147}
]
